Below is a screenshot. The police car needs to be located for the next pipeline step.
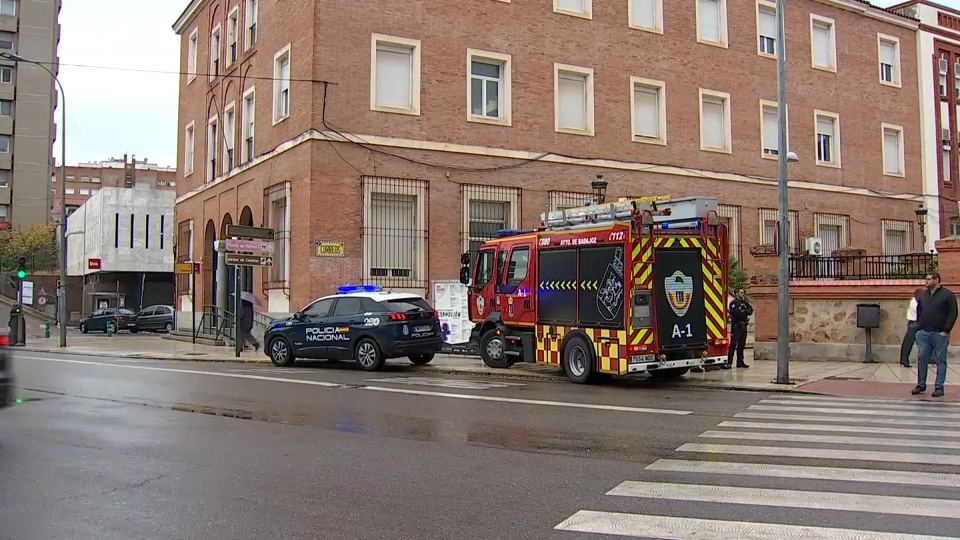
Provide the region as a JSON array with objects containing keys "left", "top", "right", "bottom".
[{"left": 264, "top": 284, "right": 443, "bottom": 370}]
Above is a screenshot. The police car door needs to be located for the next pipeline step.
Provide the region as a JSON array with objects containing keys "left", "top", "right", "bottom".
[
  {"left": 326, "top": 297, "right": 364, "bottom": 359},
  {"left": 297, "top": 297, "right": 335, "bottom": 358}
]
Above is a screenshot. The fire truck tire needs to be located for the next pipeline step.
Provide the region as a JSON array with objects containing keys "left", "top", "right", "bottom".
[
  {"left": 649, "top": 367, "right": 689, "bottom": 380},
  {"left": 479, "top": 330, "right": 513, "bottom": 369},
  {"left": 408, "top": 353, "right": 435, "bottom": 365},
  {"left": 563, "top": 335, "right": 595, "bottom": 384}
]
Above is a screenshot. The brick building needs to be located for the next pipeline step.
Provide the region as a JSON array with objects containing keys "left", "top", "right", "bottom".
[
  {"left": 51, "top": 154, "right": 177, "bottom": 219},
  {"left": 172, "top": 0, "right": 924, "bottom": 315}
]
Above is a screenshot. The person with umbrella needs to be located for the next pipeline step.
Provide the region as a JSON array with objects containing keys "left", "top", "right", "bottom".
[{"left": 239, "top": 291, "right": 262, "bottom": 352}]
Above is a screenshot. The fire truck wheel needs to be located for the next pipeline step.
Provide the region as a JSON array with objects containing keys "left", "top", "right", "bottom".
[
  {"left": 479, "top": 330, "right": 512, "bottom": 369},
  {"left": 563, "top": 335, "right": 595, "bottom": 384}
]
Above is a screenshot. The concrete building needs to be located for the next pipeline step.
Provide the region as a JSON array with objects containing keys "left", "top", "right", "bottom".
[
  {"left": 889, "top": 0, "right": 960, "bottom": 241},
  {"left": 66, "top": 187, "right": 176, "bottom": 315},
  {"left": 172, "top": 0, "right": 925, "bottom": 315},
  {"left": 52, "top": 154, "right": 177, "bottom": 219},
  {"left": 0, "top": 0, "right": 60, "bottom": 230}
]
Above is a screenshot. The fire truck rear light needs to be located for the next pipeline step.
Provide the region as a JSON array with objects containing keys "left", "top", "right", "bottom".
[{"left": 0, "top": 334, "right": 7, "bottom": 346}]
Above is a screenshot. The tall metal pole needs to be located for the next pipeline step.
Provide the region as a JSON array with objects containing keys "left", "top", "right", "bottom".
[{"left": 775, "top": 0, "right": 790, "bottom": 384}]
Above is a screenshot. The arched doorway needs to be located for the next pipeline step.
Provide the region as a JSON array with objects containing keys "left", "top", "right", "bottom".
[
  {"left": 203, "top": 220, "right": 217, "bottom": 308},
  {"left": 238, "top": 206, "right": 254, "bottom": 296}
]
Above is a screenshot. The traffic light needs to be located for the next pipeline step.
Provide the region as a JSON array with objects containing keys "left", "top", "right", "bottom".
[{"left": 16, "top": 256, "right": 25, "bottom": 279}]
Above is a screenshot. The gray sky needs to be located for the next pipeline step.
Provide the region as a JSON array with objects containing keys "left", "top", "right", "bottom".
[{"left": 51, "top": 0, "right": 960, "bottom": 169}]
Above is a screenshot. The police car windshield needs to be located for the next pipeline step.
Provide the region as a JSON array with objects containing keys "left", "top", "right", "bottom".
[{"left": 384, "top": 298, "right": 432, "bottom": 313}]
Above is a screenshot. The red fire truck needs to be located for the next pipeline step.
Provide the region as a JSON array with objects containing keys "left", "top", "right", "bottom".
[{"left": 458, "top": 195, "right": 730, "bottom": 384}]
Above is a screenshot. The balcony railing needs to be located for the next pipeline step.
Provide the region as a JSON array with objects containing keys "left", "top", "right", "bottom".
[{"left": 789, "top": 253, "right": 937, "bottom": 280}]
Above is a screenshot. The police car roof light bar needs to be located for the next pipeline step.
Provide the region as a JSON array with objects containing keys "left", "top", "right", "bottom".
[{"left": 337, "top": 284, "right": 382, "bottom": 294}]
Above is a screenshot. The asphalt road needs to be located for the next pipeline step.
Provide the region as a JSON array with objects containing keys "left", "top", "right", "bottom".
[{"left": 2, "top": 351, "right": 960, "bottom": 540}]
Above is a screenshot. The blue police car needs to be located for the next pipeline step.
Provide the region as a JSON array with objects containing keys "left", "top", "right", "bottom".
[{"left": 263, "top": 285, "right": 443, "bottom": 370}]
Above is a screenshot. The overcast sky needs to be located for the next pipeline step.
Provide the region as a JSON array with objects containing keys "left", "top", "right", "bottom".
[{"left": 52, "top": 0, "right": 960, "bottom": 169}]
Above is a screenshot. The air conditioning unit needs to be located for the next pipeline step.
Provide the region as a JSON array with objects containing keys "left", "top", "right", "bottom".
[
  {"left": 940, "top": 57, "right": 949, "bottom": 73},
  {"left": 804, "top": 237, "right": 824, "bottom": 256}
]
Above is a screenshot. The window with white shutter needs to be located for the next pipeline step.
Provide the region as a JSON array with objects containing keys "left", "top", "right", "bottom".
[
  {"left": 815, "top": 112, "right": 839, "bottom": 166},
  {"left": 630, "top": 0, "right": 662, "bottom": 31},
  {"left": 697, "top": 0, "right": 725, "bottom": 45},
  {"left": 554, "top": 0, "right": 591, "bottom": 17},
  {"left": 761, "top": 101, "right": 786, "bottom": 157},
  {"left": 878, "top": 35, "right": 900, "bottom": 85},
  {"left": 555, "top": 64, "right": 594, "bottom": 135},
  {"left": 757, "top": 4, "right": 777, "bottom": 56},
  {"left": 811, "top": 17, "right": 836, "bottom": 70},
  {"left": 814, "top": 213, "right": 849, "bottom": 255},
  {"left": 882, "top": 124, "right": 904, "bottom": 176},
  {"left": 700, "top": 90, "right": 729, "bottom": 151},
  {"left": 273, "top": 46, "right": 291, "bottom": 122},
  {"left": 371, "top": 35, "right": 422, "bottom": 115},
  {"left": 881, "top": 220, "right": 912, "bottom": 256},
  {"left": 631, "top": 78, "right": 665, "bottom": 143}
]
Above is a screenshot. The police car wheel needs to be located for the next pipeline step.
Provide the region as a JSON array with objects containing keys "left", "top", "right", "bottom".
[
  {"left": 408, "top": 353, "right": 434, "bottom": 365},
  {"left": 479, "top": 330, "right": 512, "bottom": 369},
  {"left": 269, "top": 337, "right": 296, "bottom": 367},
  {"left": 355, "top": 338, "right": 385, "bottom": 371},
  {"left": 564, "top": 336, "right": 595, "bottom": 384}
]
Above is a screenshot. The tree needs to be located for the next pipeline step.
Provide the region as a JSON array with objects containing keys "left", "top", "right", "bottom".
[
  {"left": 728, "top": 257, "right": 748, "bottom": 294},
  {"left": 0, "top": 224, "right": 58, "bottom": 272}
]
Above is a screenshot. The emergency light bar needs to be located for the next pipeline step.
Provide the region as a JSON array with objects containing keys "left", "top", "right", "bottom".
[{"left": 337, "top": 284, "right": 382, "bottom": 294}]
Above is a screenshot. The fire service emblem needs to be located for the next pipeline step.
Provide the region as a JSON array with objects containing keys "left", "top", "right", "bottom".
[{"left": 664, "top": 270, "right": 694, "bottom": 318}]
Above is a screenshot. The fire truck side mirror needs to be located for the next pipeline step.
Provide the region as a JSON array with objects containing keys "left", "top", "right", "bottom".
[
  {"left": 459, "top": 266, "right": 471, "bottom": 286},
  {"left": 460, "top": 252, "right": 472, "bottom": 265}
]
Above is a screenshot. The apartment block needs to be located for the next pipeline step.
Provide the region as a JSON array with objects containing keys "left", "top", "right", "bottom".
[
  {"left": 0, "top": 0, "right": 60, "bottom": 230},
  {"left": 52, "top": 154, "right": 177, "bottom": 219},
  {"left": 172, "top": 0, "right": 924, "bottom": 314}
]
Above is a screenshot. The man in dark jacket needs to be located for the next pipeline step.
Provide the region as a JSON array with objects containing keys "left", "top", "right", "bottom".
[
  {"left": 912, "top": 272, "right": 957, "bottom": 398},
  {"left": 239, "top": 298, "right": 260, "bottom": 352},
  {"left": 726, "top": 288, "right": 752, "bottom": 369}
]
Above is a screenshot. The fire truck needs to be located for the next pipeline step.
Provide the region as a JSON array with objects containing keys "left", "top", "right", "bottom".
[{"left": 458, "top": 195, "right": 730, "bottom": 384}]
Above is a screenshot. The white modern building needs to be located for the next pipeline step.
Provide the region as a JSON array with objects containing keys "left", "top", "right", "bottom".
[{"left": 66, "top": 187, "right": 176, "bottom": 314}]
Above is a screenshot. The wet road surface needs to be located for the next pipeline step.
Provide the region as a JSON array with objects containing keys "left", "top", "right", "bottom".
[{"left": 3, "top": 351, "right": 960, "bottom": 539}]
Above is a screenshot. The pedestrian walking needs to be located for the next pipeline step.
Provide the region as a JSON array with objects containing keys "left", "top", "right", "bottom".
[
  {"left": 911, "top": 272, "right": 957, "bottom": 398},
  {"left": 725, "top": 288, "right": 752, "bottom": 369},
  {"left": 898, "top": 288, "right": 923, "bottom": 368},
  {"left": 238, "top": 292, "right": 261, "bottom": 352}
]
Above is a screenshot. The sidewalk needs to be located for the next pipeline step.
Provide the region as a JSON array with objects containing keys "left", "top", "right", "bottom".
[{"left": 8, "top": 334, "right": 958, "bottom": 400}]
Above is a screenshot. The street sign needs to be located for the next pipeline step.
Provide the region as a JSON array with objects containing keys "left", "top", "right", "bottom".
[
  {"left": 22, "top": 281, "right": 33, "bottom": 305},
  {"left": 315, "top": 240, "right": 345, "bottom": 257},
  {"left": 88, "top": 258, "right": 101, "bottom": 270},
  {"left": 226, "top": 224, "right": 275, "bottom": 240},
  {"left": 225, "top": 239, "right": 275, "bottom": 253},
  {"left": 175, "top": 262, "right": 196, "bottom": 274},
  {"left": 225, "top": 253, "right": 274, "bottom": 266}
]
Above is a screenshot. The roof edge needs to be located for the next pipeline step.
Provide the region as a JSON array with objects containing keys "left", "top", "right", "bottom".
[
  {"left": 818, "top": 0, "right": 920, "bottom": 26},
  {"left": 173, "top": 0, "right": 208, "bottom": 35}
]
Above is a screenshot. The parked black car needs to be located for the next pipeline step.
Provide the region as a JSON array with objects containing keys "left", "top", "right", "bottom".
[
  {"left": 78, "top": 308, "right": 138, "bottom": 334},
  {"left": 135, "top": 305, "right": 175, "bottom": 333},
  {"left": 1, "top": 329, "right": 13, "bottom": 410}
]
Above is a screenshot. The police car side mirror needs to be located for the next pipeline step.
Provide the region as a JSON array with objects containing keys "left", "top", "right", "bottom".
[
  {"left": 293, "top": 312, "right": 304, "bottom": 321},
  {"left": 459, "top": 267, "right": 471, "bottom": 286}
]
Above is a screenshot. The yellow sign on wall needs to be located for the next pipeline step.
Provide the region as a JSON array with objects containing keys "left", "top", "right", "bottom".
[{"left": 315, "top": 241, "right": 345, "bottom": 257}]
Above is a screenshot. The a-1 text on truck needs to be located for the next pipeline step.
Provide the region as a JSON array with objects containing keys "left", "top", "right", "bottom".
[{"left": 458, "top": 195, "right": 730, "bottom": 384}]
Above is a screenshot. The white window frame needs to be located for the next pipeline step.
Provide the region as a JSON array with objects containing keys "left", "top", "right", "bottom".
[
  {"left": 226, "top": 6, "right": 239, "bottom": 67},
  {"left": 209, "top": 24, "right": 221, "bottom": 81},
  {"left": 756, "top": 0, "right": 778, "bottom": 59},
  {"left": 370, "top": 34, "right": 422, "bottom": 116},
  {"left": 187, "top": 28, "right": 198, "bottom": 84},
  {"left": 0, "top": 66, "right": 11, "bottom": 84},
  {"left": 810, "top": 15, "right": 837, "bottom": 72},
  {"left": 759, "top": 99, "right": 789, "bottom": 160},
  {"left": 184, "top": 121, "right": 195, "bottom": 176},
  {"left": 881, "top": 219, "right": 912, "bottom": 255},
  {"left": 877, "top": 33, "right": 901, "bottom": 88},
  {"left": 0, "top": 134, "right": 9, "bottom": 153},
  {"left": 223, "top": 101, "right": 236, "bottom": 173},
  {"left": 814, "top": 213, "right": 849, "bottom": 253},
  {"left": 630, "top": 76, "right": 666, "bottom": 145},
  {"left": 466, "top": 49, "right": 512, "bottom": 127},
  {"left": 241, "top": 86, "right": 256, "bottom": 164},
  {"left": 553, "top": 0, "right": 592, "bottom": 20},
  {"left": 698, "top": 88, "right": 732, "bottom": 154},
  {"left": 460, "top": 185, "right": 521, "bottom": 253},
  {"left": 0, "top": 0, "right": 17, "bottom": 17},
  {"left": 881, "top": 122, "right": 905, "bottom": 177},
  {"left": 362, "top": 180, "right": 428, "bottom": 287},
  {"left": 718, "top": 204, "right": 741, "bottom": 261},
  {"left": 696, "top": 0, "right": 728, "bottom": 48},
  {"left": 554, "top": 63, "right": 595, "bottom": 136},
  {"left": 814, "top": 110, "right": 841, "bottom": 168},
  {"left": 206, "top": 115, "right": 219, "bottom": 182},
  {"left": 272, "top": 44, "right": 291, "bottom": 124},
  {"left": 628, "top": 0, "right": 663, "bottom": 34},
  {"left": 245, "top": 0, "right": 257, "bottom": 51}
]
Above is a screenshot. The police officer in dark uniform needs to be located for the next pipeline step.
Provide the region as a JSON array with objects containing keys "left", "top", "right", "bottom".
[{"left": 725, "top": 288, "right": 752, "bottom": 369}]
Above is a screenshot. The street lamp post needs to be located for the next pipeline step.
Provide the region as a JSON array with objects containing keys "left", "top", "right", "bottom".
[
  {"left": 2, "top": 52, "right": 67, "bottom": 347},
  {"left": 915, "top": 204, "right": 928, "bottom": 252},
  {"left": 774, "top": 0, "right": 791, "bottom": 384}
]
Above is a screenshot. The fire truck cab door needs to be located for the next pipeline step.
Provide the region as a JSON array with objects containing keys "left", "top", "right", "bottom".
[
  {"left": 653, "top": 247, "right": 708, "bottom": 350},
  {"left": 497, "top": 244, "right": 533, "bottom": 325}
]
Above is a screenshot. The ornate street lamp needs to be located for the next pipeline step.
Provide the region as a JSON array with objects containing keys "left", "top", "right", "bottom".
[
  {"left": 915, "top": 204, "right": 928, "bottom": 251},
  {"left": 591, "top": 175, "right": 608, "bottom": 205}
]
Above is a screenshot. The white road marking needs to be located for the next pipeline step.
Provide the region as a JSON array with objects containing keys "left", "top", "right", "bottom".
[
  {"left": 644, "top": 459, "right": 960, "bottom": 488},
  {"left": 718, "top": 420, "right": 960, "bottom": 439},
  {"left": 760, "top": 398, "right": 958, "bottom": 411},
  {"left": 554, "top": 510, "right": 956, "bottom": 539},
  {"left": 748, "top": 404, "right": 960, "bottom": 419},
  {"left": 774, "top": 394, "right": 960, "bottom": 407},
  {"left": 365, "top": 377, "right": 527, "bottom": 390},
  {"left": 14, "top": 355, "right": 691, "bottom": 416},
  {"left": 677, "top": 443, "right": 960, "bottom": 466},
  {"left": 734, "top": 411, "right": 960, "bottom": 428},
  {"left": 608, "top": 480, "right": 960, "bottom": 519},
  {"left": 699, "top": 430, "right": 960, "bottom": 450}
]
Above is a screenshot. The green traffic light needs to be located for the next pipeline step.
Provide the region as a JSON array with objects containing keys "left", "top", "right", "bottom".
[{"left": 16, "top": 270, "right": 25, "bottom": 279}]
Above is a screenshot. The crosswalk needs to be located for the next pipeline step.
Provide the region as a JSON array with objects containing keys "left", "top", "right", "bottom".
[{"left": 554, "top": 394, "right": 960, "bottom": 539}]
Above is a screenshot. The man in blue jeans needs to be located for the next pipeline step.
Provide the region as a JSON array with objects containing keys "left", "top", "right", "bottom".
[{"left": 912, "top": 272, "right": 957, "bottom": 398}]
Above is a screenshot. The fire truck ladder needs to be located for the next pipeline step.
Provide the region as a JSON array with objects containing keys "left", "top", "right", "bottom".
[{"left": 540, "top": 195, "right": 719, "bottom": 230}]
